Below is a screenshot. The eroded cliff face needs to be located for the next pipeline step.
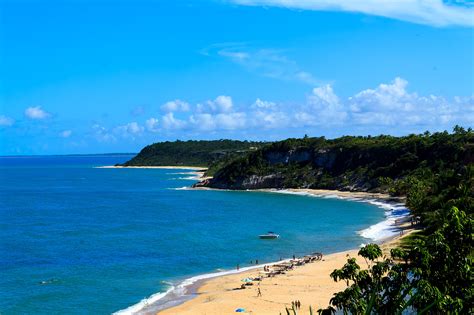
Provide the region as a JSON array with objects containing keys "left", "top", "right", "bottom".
[
  {"left": 195, "top": 174, "right": 285, "bottom": 190},
  {"left": 193, "top": 132, "right": 472, "bottom": 192},
  {"left": 195, "top": 147, "right": 359, "bottom": 191},
  {"left": 264, "top": 148, "right": 337, "bottom": 169}
]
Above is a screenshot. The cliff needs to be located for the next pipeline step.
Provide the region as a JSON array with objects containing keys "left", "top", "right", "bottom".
[{"left": 195, "top": 130, "right": 473, "bottom": 192}]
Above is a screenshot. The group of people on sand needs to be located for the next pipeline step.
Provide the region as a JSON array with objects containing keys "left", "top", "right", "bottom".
[{"left": 291, "top": 300, "right": 301, "bottom": 309}]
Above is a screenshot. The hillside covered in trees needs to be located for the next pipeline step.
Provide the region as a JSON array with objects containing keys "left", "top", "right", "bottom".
[
  {"left": 120, "top": 140, "right": 266, "bottom": 172},
  {"left": 200, "top": 128, "right": 473, "bottom": 193}
]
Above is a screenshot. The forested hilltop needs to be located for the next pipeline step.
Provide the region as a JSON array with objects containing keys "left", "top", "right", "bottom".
[
  {"left": 120, "top": 140, "right": 266, "bottom": 173},
  {"left": 200, "top": 128, "right": 473, "bottom": 193}
]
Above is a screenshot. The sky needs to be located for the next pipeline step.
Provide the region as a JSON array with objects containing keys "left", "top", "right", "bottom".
[{"left": 0, "top": 0, "right": 473, "bottom": 155}]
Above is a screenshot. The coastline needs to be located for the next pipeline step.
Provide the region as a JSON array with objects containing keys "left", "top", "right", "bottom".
[
  {"left": 114, "top": 180, "right": 414, "bottom": 315},
  {"left": 96, "top": 165, "right": 207, "bottom": 171},
  {"left": 154, "top": 220, "right": 417, "bottom": 315}
]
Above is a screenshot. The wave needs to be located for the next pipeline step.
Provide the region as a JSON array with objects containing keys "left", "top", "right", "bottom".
[
  {"left": 168, "top": 171, "right": 204, "bottom": 181},
  {"left": 171, "top": 186, "right": 193, "bottom": 190},
  {"left": 266, "top": 189, "right": 410, "bottom": 242},
  {"left": 114, "top": 260, "right": 290, "bottom": 315},
  {"left": 113, "top": 286, "right": 175, "bottom": 315},
  {"left": 358, "top": 202, "right": 410, "bottom": 242}
]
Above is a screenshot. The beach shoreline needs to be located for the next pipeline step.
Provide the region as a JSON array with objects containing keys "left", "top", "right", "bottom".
[
  {"left": 151, "top": 218, "right": 417, "bottom": 315},
  {"left": 192, "top": 186, "right": 404, "bottom": 203},
  {"left": 113, "top": 182, "right": 414, "bottom": 315},
  {"left": 96, "top": 165, "right": 208, "bottom": 171},
  {"left": 106, "top": 166, "right": 412, "bottom": 315}
]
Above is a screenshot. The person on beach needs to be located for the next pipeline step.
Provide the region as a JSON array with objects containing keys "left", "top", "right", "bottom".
[
  {"left": 237, "top": 264, "right": 239, "bottom": 270},
  {"left": 256, "top": 259, "right": 258, "bottom": 264},
  {"left": 293, "top": 254, "right": 295, "bottom": 260},
  {"left": 257, "top": 288, "right": 262, "bottom": 297}
]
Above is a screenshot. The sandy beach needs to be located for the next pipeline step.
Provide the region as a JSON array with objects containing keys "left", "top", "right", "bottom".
[
  {"left": 96, "top": 165, "right": 207, "bottom": 171},
  {"left": 156, "top": 189, "right": 415, "bottom": 315},
  {"left": 157, "top": 227, "right": 416, "bottom": 315}
]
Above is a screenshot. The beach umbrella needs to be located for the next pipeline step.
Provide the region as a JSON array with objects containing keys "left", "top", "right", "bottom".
[
  {"left": 235, "top": 308, "right": 245, "bottom": 312},
  {"left": 241, "top": 277, "right": 253, "bottom": 282}
]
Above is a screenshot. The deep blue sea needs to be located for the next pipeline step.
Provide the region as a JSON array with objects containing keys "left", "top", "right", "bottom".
[{"left": 0, "top": 155, "right": 390, "bottom": 314}]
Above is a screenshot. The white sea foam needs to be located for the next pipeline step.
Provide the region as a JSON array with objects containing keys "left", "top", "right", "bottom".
[
  {"left": 172, "top": 186, "right": 192, "bottom": 190},
  {"left": 358, "top": 202, "right": 410, "bottom": 242},
  {"left": 114, "top": 259, "right": 291, "bottom": 315},
  {"left": 267, "top": 189, "right": 411, "bottom": 242},
  {"left": 113, "top": 286, "right": 175, "bottom": 315}
]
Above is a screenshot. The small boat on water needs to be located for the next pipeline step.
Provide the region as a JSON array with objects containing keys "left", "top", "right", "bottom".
[{"left": 259, "top": 232, "right": 280, "bottom": 239}]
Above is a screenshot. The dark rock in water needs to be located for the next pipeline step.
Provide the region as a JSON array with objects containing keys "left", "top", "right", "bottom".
[{"left": 199, "top": 174, "right": 285, "bottom": 190}]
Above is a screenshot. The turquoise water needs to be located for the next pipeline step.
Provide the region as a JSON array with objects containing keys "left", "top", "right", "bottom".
[{"left": 0, "top": 155, "right": 386, "bottom": 314}]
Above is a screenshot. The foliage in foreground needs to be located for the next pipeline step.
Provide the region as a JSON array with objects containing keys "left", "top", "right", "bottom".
[
  {"left": 319, "top": 207, "right": 472, "bottom": 314},
  {"left": 317, "top": 143, "right": 473, "bottom": 314}
]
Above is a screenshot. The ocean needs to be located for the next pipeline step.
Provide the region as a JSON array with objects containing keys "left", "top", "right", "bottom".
[{"left": 0, "top": 155, "right": 408, "bottom": 314}]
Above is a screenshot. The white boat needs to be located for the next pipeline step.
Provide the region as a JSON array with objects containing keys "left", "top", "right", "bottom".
[{"left": 259, "top": 232, "right": 279, "bottom": 239}]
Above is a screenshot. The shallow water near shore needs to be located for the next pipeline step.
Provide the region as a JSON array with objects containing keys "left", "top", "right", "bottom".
[{"left": 0, "top": 155, "right": 403, "bottom": 314}]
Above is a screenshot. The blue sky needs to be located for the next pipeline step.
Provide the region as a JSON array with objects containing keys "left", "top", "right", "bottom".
[{"left": 0, "top": 0, "right": 473, "bottom": 155}]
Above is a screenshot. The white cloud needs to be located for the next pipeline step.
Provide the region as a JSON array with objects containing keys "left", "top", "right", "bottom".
[
  {"left": 190, "top": 112, "right": 247, "bottom": 130},
  {"left": 231, "top": 0, "right": 474, "bottom": 27},
  {"left": 294, "top": 111, "right": 317, "bottom": 125},
  {"left": 59, "top": 130, "right": 72, "bottom": 138},
  {"left": 216, "top": 45, "right": 320, "bottom": 85},
  {"left": 161, "top": 99, "right": 190, "bottom": 112},
  {"left": 206, "top": 95, "right": 234, "bottom": 113},
  {"left": 92, "top": 124, "right": 116, "bottom": 143},
  {"left": 145, "top": 117, "right": 160, "bottom": 132},
  {"left": 347, "top": 77, "right": 474, "bottom": 127},
  {"left": 162, "top": 112, "right": 187, "bottom": 130},
  {"left": 215, "top": 112, "right": 247, "bottom": 129},
  {"left": 24, "top": 106, "right": 50, "bottom": 120},
  {"left": 90, "top": 79, "right": 473, "bottom": 140},
  {"left": 253, "top": 110, "right": 289, "bottom": 128},
  {"left": 126, "top": 122, "right": 144, "bottom": 134},
  {"left": 218, "top": 50, "right": 250, "bottom": 61},
  {"left": 291, "top": 77, "right": 473, "bottom": 129},
  {"left": 190, "top": 113, "right": 217, "bottom": 130},
  {"left": 116, "top": 122, "right": 144, "bottom": 135},
  {"left": 298, "top": 84, "right": 347, "bottom": 125},
  {"left": 0, "top": 115, "right": 14, "bottom": 127},
  {"left": 252, "top": 98, "right": 277, "bottom": 109},
  {"left": 113, "top": 122, "right": 145, "bottom": 140}
]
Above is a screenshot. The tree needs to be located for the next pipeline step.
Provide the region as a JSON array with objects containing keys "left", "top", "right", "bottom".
[{"left": 319, "top": 206, "right": 473, "bottom": 314}]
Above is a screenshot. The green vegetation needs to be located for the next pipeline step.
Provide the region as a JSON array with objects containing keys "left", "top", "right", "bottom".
[
  {"left": 120, "top": 139, "right": 265, "bottom": 174},
  {"left": 204, "top": 127, "right": 473, "bottom": 192},
  {"left": 257, "top": 127, "right": 471, "bottom": 314},
  {"left": 316, "top": 127, "right": 473, "bottom": 313}
]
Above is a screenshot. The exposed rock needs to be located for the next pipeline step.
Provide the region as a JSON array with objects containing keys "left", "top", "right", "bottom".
[
  {"left": 265, "top": 148, "right": 313, "bottom": 165},
  {"left": 240, "top": 174, "right": 284, "bottom": 189},
  {"left": 313, "top": 149, "right": 336, "bottom": 169}
]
